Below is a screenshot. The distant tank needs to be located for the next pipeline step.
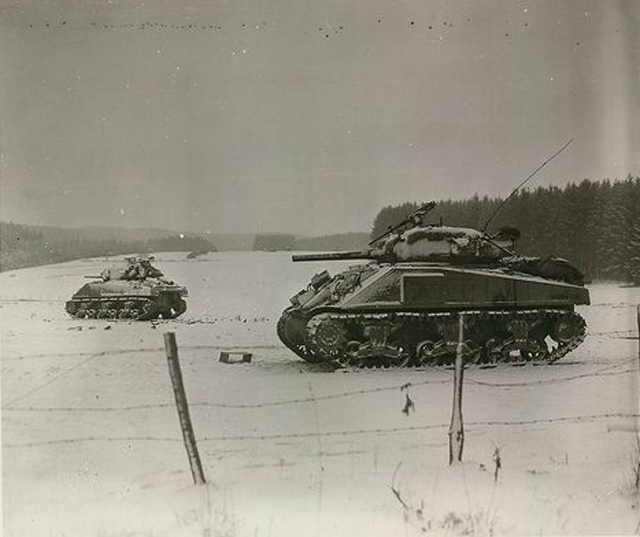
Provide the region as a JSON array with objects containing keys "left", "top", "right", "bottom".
[
  {"left": 65, "top": 256, "right": 188, "bottom": 320},
  {"left": 277, "top": 203, "right": 590, "bottom": 368}
]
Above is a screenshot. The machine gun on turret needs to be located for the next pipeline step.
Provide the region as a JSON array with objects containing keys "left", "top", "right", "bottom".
[{"left": 369, "top": 201, "right": 437, "bottom": 246}]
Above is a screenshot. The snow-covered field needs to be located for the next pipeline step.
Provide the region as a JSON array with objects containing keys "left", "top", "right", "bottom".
[{"left": 2, "top": 252, "right": 639, "bottom": 536}]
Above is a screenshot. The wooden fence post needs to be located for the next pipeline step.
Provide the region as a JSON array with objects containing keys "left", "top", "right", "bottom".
[
  {"left": 637, "top": 305, "right": 639, "bottom": 366},
  {"left": 164, "top": 331, "right": 206, "bottom": 485},
  {"left": 449, "top": 313, "right": 465, "bottom": 465}
]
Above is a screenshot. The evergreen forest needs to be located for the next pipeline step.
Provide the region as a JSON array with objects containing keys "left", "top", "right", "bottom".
[{"left": 371, "top": 177, "right": 640, "bottom": 283}]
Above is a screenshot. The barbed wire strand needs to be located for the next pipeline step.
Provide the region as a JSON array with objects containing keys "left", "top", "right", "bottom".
[
  {"left": 464, "top": 367, "right": 638, "bottom": 388},
  {"left": 5, "top": 361, "right": 637, "bottom": 413},
  {"left": 3, "top": 351, "right": 107, "bottom": 408},
  {"left": 4, "top": 412, "right": 638, "bottom": 449},
  {"left": 3, "top": 377, "right": 451, "bottom": 412},
  {"left": 1, "top": 344, "right": 281, "bottom": 362}
]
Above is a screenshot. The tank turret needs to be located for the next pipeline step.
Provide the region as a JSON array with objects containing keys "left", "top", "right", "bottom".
[
  {"left": 65, "top": 255, "right": 188, "bottom": 320},
  {"left": 277, "top": 202, "right": 589, "bottom": 368}
]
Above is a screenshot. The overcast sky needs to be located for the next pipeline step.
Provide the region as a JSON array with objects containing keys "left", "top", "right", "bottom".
[{"left": 1, "top": 0, "right": 638, "bottom": 235}]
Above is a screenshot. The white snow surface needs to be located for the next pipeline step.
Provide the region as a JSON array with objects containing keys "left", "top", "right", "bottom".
[{"left": 1, "top": 252, "right": 639, "bottom": 536}]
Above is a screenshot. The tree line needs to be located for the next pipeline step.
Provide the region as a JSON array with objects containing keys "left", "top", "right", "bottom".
[
  {"left": 371, "top": 177, "right": 640, "bottom": 283},
  {"left": 0, "top": 224, "right": 216, "bottom": 272}
]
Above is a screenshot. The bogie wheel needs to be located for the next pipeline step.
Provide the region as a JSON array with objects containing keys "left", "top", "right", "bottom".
[
  {"left": 484, "top": 338, "right": 503, "bottom": 364},
  {"left": 342, "top": 341, "right": 365, "bottom": 367},
  {"left": 379, "top": 346, "right": 412, "bottom": 368},
  {"left": 522, "top": 340, "right": 549, "bottom": 363},
  {"left": 140, "top": 301, "right": 157, "bottom": 320},
  {"left": 463, "top": 340, "right": 483, "bottom": 364},
  {"left": 430, "top": 341, "right": 456, "bottom": 366},
  {"left": 333, "top": 341, "right": 363, "bottom": 369},
  {"left": 416, "top": 340, "right": 435, "bottom": 366}
]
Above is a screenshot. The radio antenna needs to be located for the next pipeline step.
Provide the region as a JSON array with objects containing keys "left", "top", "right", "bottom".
[{"left": 481, "top": 138, "right": 573, "bottom": 233}]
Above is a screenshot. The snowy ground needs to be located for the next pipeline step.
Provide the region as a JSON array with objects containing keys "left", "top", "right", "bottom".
[{"left": 1, "top": 252, "right": 639, "bottom": 536}]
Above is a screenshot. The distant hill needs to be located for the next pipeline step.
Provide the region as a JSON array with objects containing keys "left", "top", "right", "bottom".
[
  {"left": 295, "top": 232, "right": 369, "bottom": 251},
  {"left": 253, "top": 234, "right": 297, "bottom": 251},
  {"left": 0, "top": 221, "right": 372, "bottom": 271},
  {"left": 23, "top": 225, "right": 256, "bottom": 251},
  {"left": 193, "top": 233, "right": 256, "bottom": 251},
  {"left": 0, "top": 222, "right": 215, "bottom": 272}
]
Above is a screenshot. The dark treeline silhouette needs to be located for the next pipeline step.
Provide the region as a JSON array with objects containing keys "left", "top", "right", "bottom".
[
  {"left": 371, "top": 177, "right": 640, "bottom": 283},
  {"left": 146, "top": 235, "right": 217, "bottom": 253},
  {"left": 0, "top": 223, "right": 216, "bottom": 272}
]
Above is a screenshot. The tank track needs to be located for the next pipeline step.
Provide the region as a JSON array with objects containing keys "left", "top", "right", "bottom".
[
  {"left": 277, "top": 307, "right": 323, "bottom": 362},
  {"left": 279, "top": 308, "right": 586, "bottom": 369},
  {"left": 65, "top": 296, "right": 187, "bottom": 321}
]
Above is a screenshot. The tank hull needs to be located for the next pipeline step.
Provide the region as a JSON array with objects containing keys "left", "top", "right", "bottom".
[{"left": 278, "top": 263, "right": 589, "bottom": 368}]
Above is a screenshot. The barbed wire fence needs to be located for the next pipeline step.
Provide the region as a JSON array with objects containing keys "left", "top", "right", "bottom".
[{"left": 3, "top": 311, "right": 640, "bottom": 485}]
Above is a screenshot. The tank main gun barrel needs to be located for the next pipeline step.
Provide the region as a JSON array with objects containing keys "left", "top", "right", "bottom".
[
  {"left": 292, "top": 251, "right": 372, "bottom": 262},
  {"left": 84, "top": 275, "right": 103, "bottom": 278}
]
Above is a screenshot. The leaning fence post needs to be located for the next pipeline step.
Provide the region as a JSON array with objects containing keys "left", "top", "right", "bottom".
[
  {"left": 449, "top": 313, "right": 465, "bottom": 465},
  {"left": 164, "top": 331, "right": 206, "bottom": 485}
]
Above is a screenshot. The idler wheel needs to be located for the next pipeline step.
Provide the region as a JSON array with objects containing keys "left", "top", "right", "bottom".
[
  {"left": 173, "top": 298, "right": 187, "bottom": 317},
  {"left": 553, "top": 313, "right": 585, "bottom": 343},
  {"left": 65, "top": 302, "right": 78, "bottom": 317}
]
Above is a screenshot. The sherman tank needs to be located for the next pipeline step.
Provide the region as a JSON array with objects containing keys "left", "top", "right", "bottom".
[
  {"left": 65, "top": 256, "right": 188, "bottom": 320},
  {"left": 277, "top": 203, "right": 590, "bottom": 368}
]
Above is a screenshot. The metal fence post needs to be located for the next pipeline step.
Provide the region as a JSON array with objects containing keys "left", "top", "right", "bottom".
[
  {"left": 164, "top": 331, "right": 206, "bottom": 485},
  {"left": 448, "top": 313, "right": 465, "bottom": 465}
]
